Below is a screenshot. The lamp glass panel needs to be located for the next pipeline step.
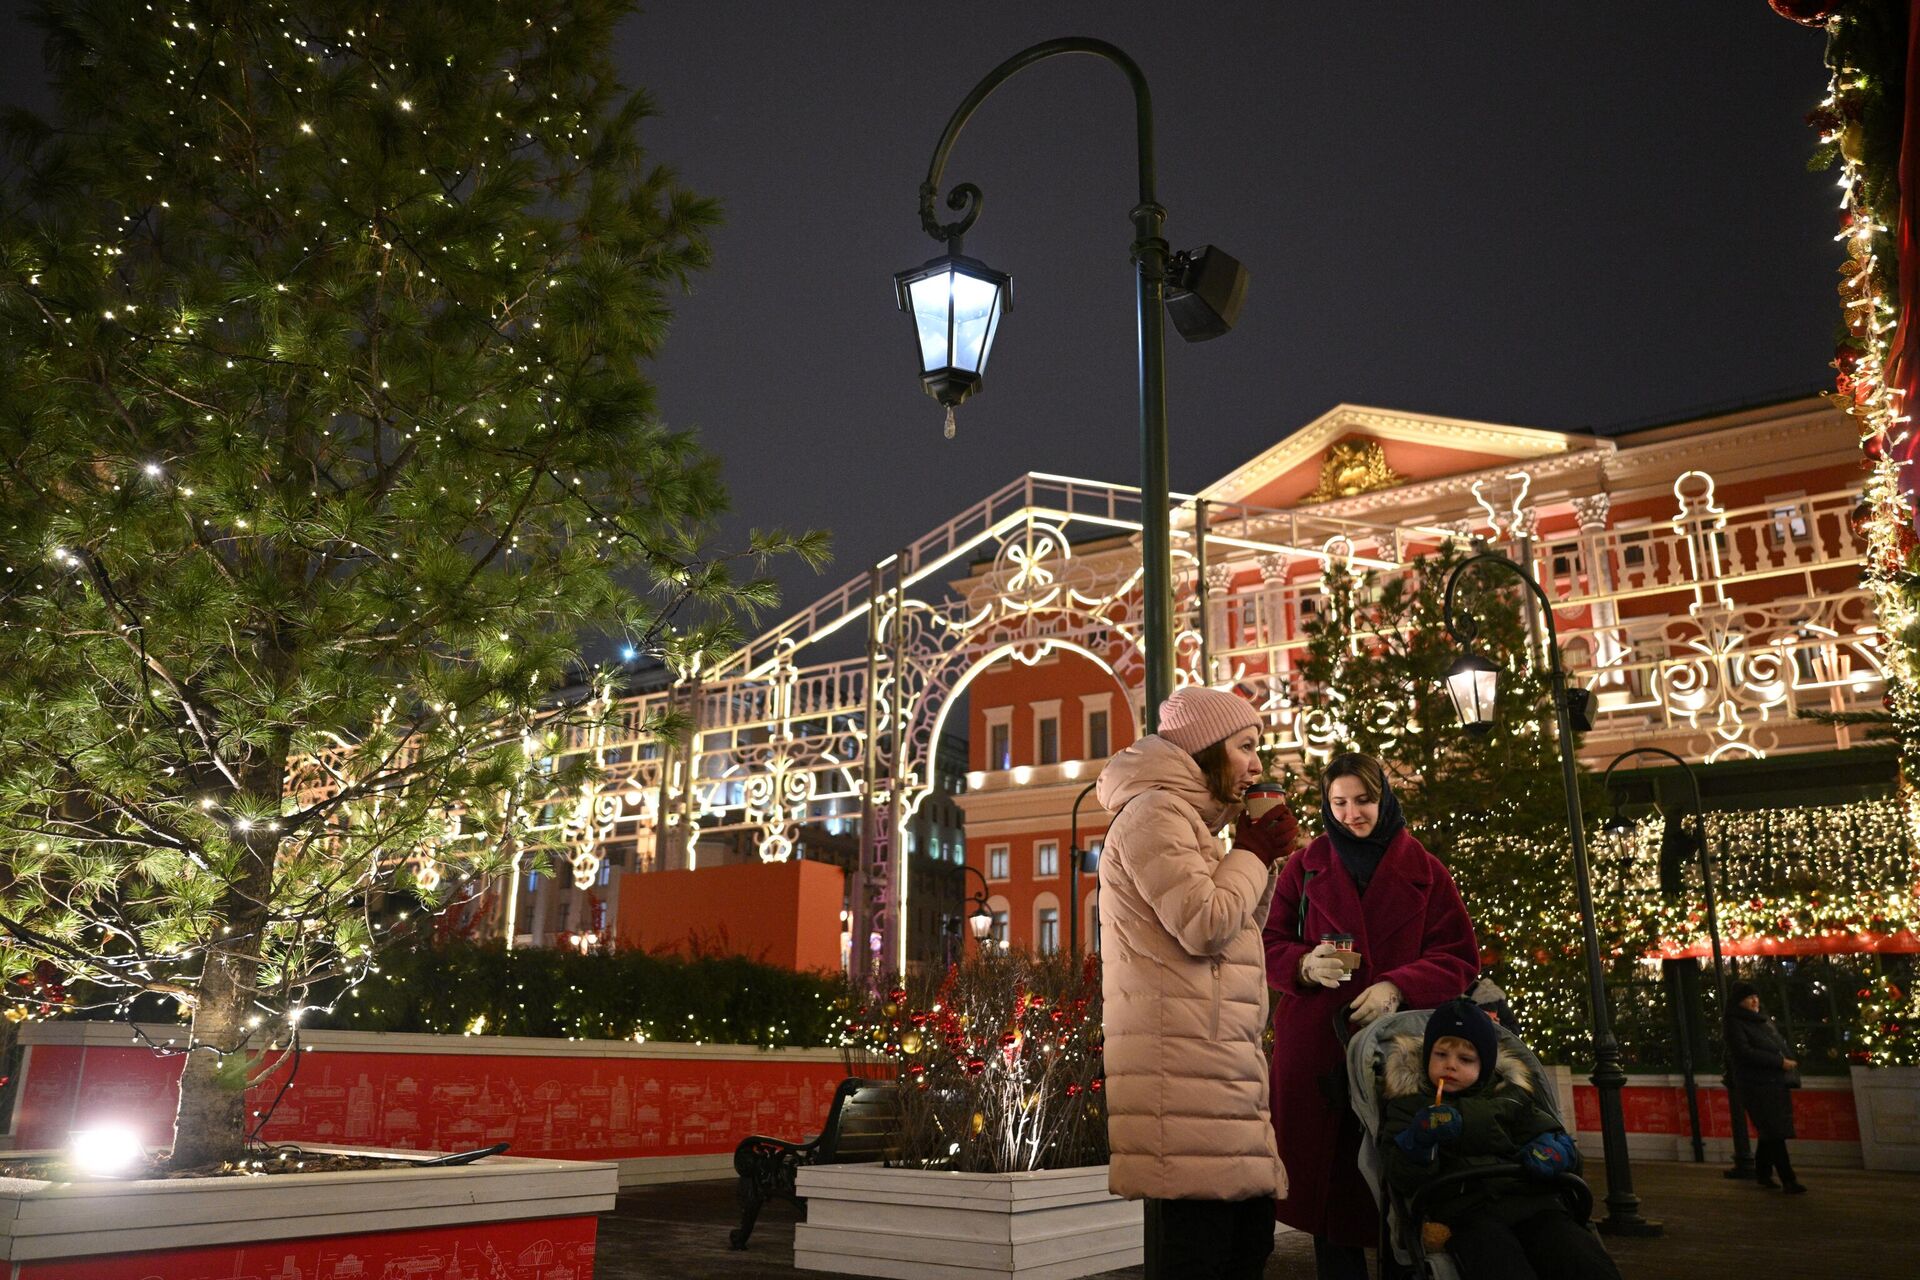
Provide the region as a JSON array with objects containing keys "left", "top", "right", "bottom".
[
  {"left": 1446, "top": 665, "right": 1499, "bottom": 726},
  {"left": 905, "top": 270, "right": 955, "bottom": 374},
  {"left": 949, "top": 270, "right": 1003, "bottom": 375},
  {"left": 969, "top": 910, "right": 994, "bottom": 939}
]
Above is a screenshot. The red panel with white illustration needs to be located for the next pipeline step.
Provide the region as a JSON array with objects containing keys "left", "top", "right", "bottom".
[
  {"left": 1571, "top": 1082, "right": 1860, "bottom": 1140},
  {"left": 12, "top": 1043, "right": 845, "bottom": 1159},
  {"left": 23, "top": 1213, "right": 597, "bottom": 1280}
]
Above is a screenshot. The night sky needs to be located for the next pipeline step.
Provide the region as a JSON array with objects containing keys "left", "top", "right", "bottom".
[{"left": 0, "top": 3, "right": 1844, "bottom": 641}]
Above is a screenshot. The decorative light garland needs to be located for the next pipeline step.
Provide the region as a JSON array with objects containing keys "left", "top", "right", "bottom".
[
  {"left": 1806, "top": 6, "right": 1920, "bottom": 844},
  {"left": 1449, "top": 796, "right": 1918, "bottom": 1059}
]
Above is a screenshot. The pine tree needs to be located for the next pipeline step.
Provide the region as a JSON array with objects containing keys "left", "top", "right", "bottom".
[
  {"left": 1290, "top": 542, "right": 1607, "bottom": 1058},
  {"left": 0, "top": 0, "right": 824, "bottom": 1168}
]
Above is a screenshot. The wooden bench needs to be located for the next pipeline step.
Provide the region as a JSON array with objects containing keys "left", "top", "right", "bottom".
[{"left": 728, "top": 1075, "right": 899, "bottom": 1250}]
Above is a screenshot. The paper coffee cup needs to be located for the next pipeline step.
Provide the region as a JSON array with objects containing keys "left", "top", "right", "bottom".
[
  {"left": 1321, "top": 932, "right": 1359, "bottom": 981},
  {"left": 1244, "top": 782, "right": 1287, "bottom": 821}
]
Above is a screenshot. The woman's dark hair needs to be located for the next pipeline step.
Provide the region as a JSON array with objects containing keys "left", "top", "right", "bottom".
[
  {"left": 1321, "top": 752, "right": 1387, "bottom": 802},
  {"left": 1190, "top": 738, "right": 1247, "bottom": 806}
]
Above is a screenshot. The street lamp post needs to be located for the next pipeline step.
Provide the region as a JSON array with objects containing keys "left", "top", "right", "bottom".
[
  {"left": 1599, "top": 747, "right": 1753, "bottom": 1177},
  {"left": 1068, "top": 779, "right": 1101, "bottom": 956},
  {"left": 897, "top": 38, "right": 1248, "bottom": 732},
  {"left": 960, "top": 863, "right": 998, "bottom": 953},
  {"left": 1440, "top": 550, "right": 1661, "bottom": 1237}
]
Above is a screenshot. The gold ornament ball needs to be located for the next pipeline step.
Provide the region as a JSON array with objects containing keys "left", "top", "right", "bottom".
[
  {"left": 1840, "top": 122, "right": 1868, "bottom": 165},
  {"left": 900, "top": 1031, "right": 923, "bottom": 1054}
]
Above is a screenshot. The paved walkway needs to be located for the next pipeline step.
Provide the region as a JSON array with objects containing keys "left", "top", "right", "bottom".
[{"left": 593, "top": 1160, "right": 1920, "bottom": 1279}]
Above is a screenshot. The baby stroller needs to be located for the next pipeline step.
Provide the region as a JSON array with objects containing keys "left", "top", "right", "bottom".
[{"left": 1339, "top": 1006, "right": 1599, "bottom": 1280}]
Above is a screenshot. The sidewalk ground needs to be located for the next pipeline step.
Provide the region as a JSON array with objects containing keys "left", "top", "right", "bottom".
[{"left": 592, "top": 1160, "right": 1920, "bottom": 1279}]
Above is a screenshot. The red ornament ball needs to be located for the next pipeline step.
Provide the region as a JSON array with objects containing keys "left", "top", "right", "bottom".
[{"left": 1768, "top": 1, "right": 1844, "bottom": 25}]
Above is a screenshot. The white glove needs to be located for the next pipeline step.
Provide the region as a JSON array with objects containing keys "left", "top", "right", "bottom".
[
  {"left": 1298, "top": 942, "right": 1347, "bottom": 989},
  {"left": 1349, "top": 980, "right": 1402, "bottom": 1026}
]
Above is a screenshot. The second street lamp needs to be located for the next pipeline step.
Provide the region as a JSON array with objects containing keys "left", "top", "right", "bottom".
[
  {"left": 896, "top": 37, "right": 1249, "bottom": 730},
  {"left": 1440, "top": 549, "right": 1659, "bottom": 1237},
  {"left": 1600, "top": 746, "right": 1753, "bottom": 1178},
  {"left": 961, "top": 863, "right": 997, "bottom": 951}
]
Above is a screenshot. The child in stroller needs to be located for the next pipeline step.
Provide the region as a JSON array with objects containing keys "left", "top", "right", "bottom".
[{"left": 1346, "top": 997, "right": 1620, "bottom": 1280}]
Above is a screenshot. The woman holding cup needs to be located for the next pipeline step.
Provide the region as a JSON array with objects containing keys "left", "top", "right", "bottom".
[
  {"left": 1096, "top": 686, "right": 1302, "bottom": 1279},
  {"left": 1262, "top": 752, "right": 1480, "bottom": 1280}
]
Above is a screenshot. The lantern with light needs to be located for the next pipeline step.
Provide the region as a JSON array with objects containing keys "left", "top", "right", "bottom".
[
  {"left": 968, "top": 903, "right": 995, "bottom": 941},
  {"left": 959, "top": 862, "right": 998, "bottom": 953},
  {"left": 1444, "top": 652, "right": 1501, "bottom": 737},
  {"left": 893, "top": 245, "right": 1011, "bottom": 435},
  {"left": 1440, "top": 549, "right": 1659, "bottom": 1236}
]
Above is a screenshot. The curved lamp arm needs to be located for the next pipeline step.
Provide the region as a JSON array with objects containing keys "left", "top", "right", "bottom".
[
  {"left": 918, "top": 37, "right": 1156, "bottom": 248},
  {"left": 1600, "top": 746, "right": 1700, "bottom": 812},
  {"left": 960, "top": 861, "right": 993, "bottom": 907},
  {"left": 1441, "top": 550, "right": 1564, "bottom": 669}
]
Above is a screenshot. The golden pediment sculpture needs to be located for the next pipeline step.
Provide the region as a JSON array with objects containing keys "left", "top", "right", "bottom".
[{"left": 1302, "top": 438, "right": 1404, "bottom": 504}]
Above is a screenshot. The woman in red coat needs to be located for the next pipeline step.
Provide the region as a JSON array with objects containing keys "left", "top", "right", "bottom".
[{"left": 1263, "top": 753, "right": 1479, "bottom": 1280}]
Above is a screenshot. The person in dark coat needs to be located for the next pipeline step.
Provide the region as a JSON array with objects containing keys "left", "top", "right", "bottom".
[
  {"left": 1263, "top": 753, "right": 1480, "bottom": 1280},
  {"left": 1724, "top": 980, "right": 1805, "bottom": 1192}
]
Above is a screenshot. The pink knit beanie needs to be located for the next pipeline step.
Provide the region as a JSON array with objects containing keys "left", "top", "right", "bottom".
[{"left": 1156, "top": 687, "right": 1262, "bottom": 754}]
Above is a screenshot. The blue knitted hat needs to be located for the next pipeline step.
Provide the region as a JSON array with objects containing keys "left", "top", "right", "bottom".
[{"left": 1423, "top": 997, "right": 1500, "bottom": 1086}]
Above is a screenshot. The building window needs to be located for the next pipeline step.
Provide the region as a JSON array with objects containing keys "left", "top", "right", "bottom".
[
  {"left": 991, "top": 911, "right": 1009, "bottom": 947},
  {"left": 1086, "top": 708, "right": 1110, "bottom": 759},
  {"left": 988, "top": 844, "right": 1010, "bottom": 880},
  {"left": 1032, "top": 699, "right": 1061, "bottom": 767},
  {"left": 1771, "top": 502, "right": 1809, "bottom": 545},
  {"left": 988, "top": 721, "right": 1011, "bottom": 770},
  {"left": 1036, "top": 841, "right": 1059, "bottom": 877},
  {"left": 1037, "top": 908, "right": 1059, "bottom": 955},
  {"left": 1618, "top": 530, "right": 1649, "bottom": 570}
]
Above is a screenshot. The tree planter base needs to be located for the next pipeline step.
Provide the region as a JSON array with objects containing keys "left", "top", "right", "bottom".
[
  {"left": 1852, "top": 1065, "right": 1920, "bottom": 1171},
  {"left": 794, "top": 1163, "right": 1142, "bottom": 1279},
  {"left": 0, "top": 1145, "right": 615, "bottom": 1278}
]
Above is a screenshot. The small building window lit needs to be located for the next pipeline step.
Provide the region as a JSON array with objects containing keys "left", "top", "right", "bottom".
[
  {"left": 991, "top": 911, "right": 1009, "bottom": 947},
  {"left": 988, "top": 844, "right": 1010, "bottom": 880},
  {"left": 1036, "top": 841, "right": 1059, "bottom": 877}
]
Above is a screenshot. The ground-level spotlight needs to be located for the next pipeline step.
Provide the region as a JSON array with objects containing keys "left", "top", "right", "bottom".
[{"left": 69, "top": 1126, "right": 147, "bottom": 1178}]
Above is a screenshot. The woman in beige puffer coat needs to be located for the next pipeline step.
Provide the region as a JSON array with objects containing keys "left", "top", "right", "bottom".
[{"left": 1096, "top": 687, "right": 1298, "bottom": 1280}]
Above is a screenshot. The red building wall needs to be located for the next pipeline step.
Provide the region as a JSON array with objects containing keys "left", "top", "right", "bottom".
[{"left": 965, "top": 649, "right": 1134, "bottom": 952}]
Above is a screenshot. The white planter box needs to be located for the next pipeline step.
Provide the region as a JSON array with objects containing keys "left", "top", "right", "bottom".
[
  {"left": 794, "top": 1162, "right": 1143, "bottom": 1280},
  {"left": 1851, "top": 1064, "right": 1920, "bottom": 1172},
  {"left": 0, "top": 1144, "right": 616, "bottom": 1265}
]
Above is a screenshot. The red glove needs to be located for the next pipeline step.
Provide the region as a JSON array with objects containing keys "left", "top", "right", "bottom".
[{"left": 1234, "top": 804, "right": 1298, "bottom": 867}]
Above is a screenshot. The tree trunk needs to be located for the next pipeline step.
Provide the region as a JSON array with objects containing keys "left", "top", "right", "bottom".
[
  {"left": 167, "top": 792, "right": 281, "bottom": 1169},
  {"left": 167, "top": 947, "right": 257, "bottom": 1168}
]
